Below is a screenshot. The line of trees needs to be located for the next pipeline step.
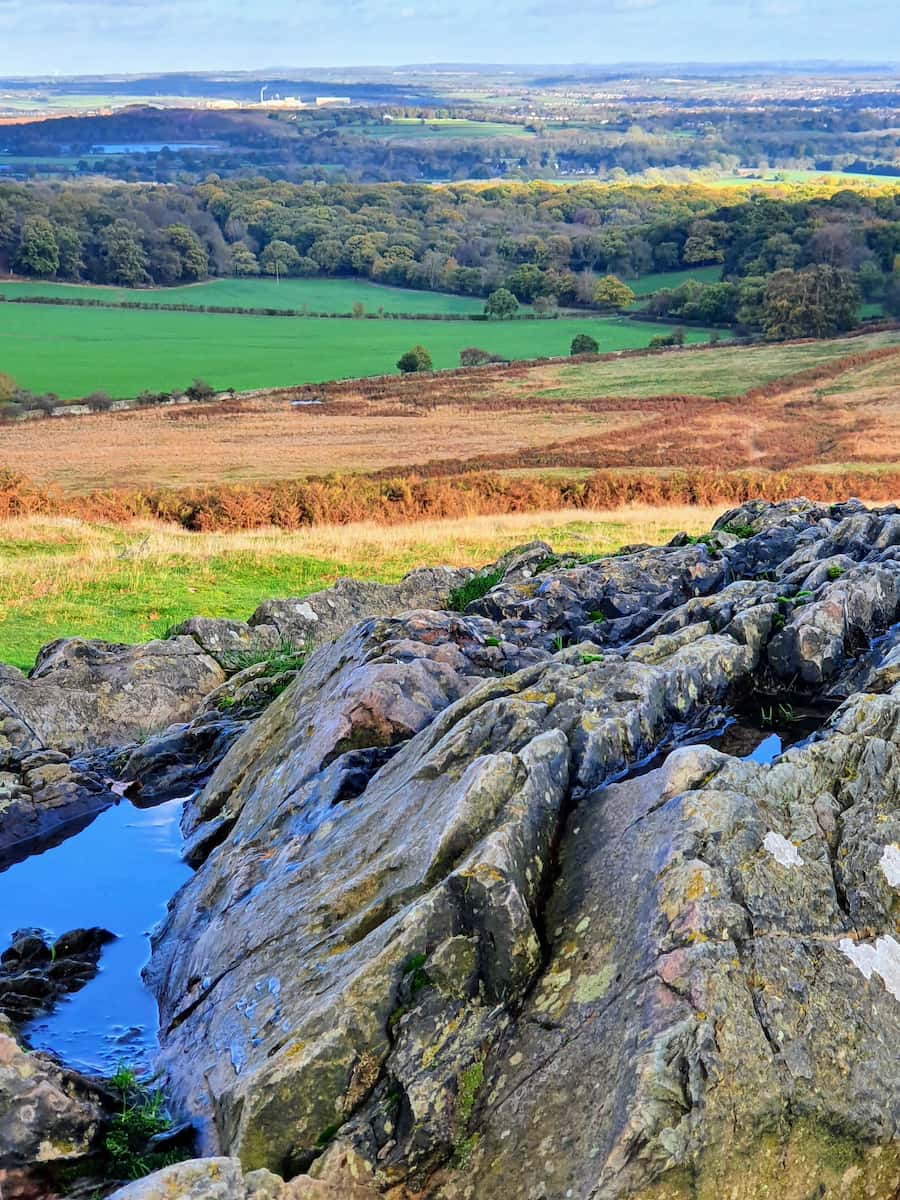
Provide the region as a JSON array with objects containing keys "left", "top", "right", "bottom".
[{"left": 1, "top": 177, "right": 899, "bottom": 338}]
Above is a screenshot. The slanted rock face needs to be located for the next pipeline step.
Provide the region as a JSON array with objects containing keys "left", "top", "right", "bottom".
[
  {"left": 0, "top": 637, "right": 225, "bottom": 756},
  {"left": 11, "top": 498, "right": 900, "bottom": 1199},
  {"left": 141, "top": 500, "right": 900, "bottom": 1199},
  {"left": 435, "top": 693, "right": 900, "bottom": 1200}
]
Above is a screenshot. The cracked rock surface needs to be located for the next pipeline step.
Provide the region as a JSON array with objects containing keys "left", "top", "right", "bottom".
[
  {"left": 10, "top": 500, "right": 900, "bottom": 1199},
  {"left": 140, "top": 499, "right": 900, "bottom": 1199}
]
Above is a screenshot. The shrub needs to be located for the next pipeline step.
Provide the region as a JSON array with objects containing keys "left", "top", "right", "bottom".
[
  {"left": 185, "top": 378, "right": 216, "bottom": 403},
  {"left": 397, "top": 345, "right": 433, "bottom": 374},
  {"left": 570, "top": 333, "right": 600, "bottom": 355},
  {"left": 85, "top": 391, "right": 114, "bottom": 412},
  {"left": 459, "top": 347, "right": 493, "bottom": 367}
]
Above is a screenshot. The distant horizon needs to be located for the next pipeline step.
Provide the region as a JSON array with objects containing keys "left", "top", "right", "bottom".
[
  {"left": 2, "top": 58, "right": 899, "bottom": 85},
  {"left": 2, "top": 0, "right": 898, "bottom": 77}
]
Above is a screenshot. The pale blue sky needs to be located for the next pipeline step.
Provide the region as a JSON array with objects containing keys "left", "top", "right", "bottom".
[{"left": 1, "top": 0, "right": 897, "bottom": 75}]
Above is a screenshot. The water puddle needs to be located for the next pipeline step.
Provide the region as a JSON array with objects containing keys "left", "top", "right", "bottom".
[{"left": 0, "top": 797, "right": 190, "bottom": 1074}]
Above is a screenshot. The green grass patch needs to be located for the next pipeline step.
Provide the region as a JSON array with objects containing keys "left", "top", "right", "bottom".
[
  {"left": 541, "top": 331, "right": 900, "bottom": 402},
  {"left": 0, "top": 511, "right": 721, "bottom": 670},
  {"left": 0, "top": 275, "right": 487, "bottom": 315},
  {"left": 629, "top": 265, "right": 723, "bottom": 296},
  {"left": 0, "top": 304, "right": 717, "bottom": 398},
  {"left": 447, "top": 568, "right": 504, "bottom": 612}
]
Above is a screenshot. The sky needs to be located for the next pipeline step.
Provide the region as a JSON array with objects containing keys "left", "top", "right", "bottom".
[{"left": 1, "top": 0, "right": 898, "bottom": 76}]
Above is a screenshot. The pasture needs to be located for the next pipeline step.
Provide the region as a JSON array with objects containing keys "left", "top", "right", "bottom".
[
  {"left": 0, "top": 276, "right": 489, "bottom": 314},
  {"left": 0, "top": 304, "right": 714, "bottom": 399},
  {"left": 3, "top": 329, "right": 899, "bottom": 494}
]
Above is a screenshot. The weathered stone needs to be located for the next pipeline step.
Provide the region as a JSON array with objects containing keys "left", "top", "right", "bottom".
[
  {"left": 170, "top": 618, "right": 282, "bottom": 669},
  {"left": 0, "top": 925, "right": 115, "bottom": 1024},
  {"left": 0, "top": 637, "right": 225, "bottom": 755},
  {"left": 0, "top": 1015, "right": 107, "bottom": 1184},
  {"left": 247, "top": 567, "right": 474, "bottom": 650}
]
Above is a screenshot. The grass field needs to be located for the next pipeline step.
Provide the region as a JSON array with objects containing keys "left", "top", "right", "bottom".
[
  {"left": 537, "top": 331, "right": 900, "bottom": 401},
  {"left": 4, "top": 329, "right": 898, "bottom": 493},
  {"left": 711, "top": 169, "right": 900, "bottom": 187},
  {"left": 0, "top": 507, "right": 721, "bottom": 670},
  {"left": 0, "top": 276, "right": 488, "bottom": 315},
  {"left": 628, "top": 266, "right": 724, "bottom": 296},
  {"left": 0, "top": 305, "right": 715, "bottom": 398},
  {"left": 363, "top": 118, "right": 532, "bottom": 139}
]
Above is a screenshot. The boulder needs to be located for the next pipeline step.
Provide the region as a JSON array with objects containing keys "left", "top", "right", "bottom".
[
  {"left": 246, "top": 566, "right": 474, "bottom": 651},
  {"left": 0, "top": 637, "right": 225, "bottom": 755},
  {"left": 0, "top": 1015, "right": 107, "bottom": 1190},
  {"left": 0, "top": 754, "right": 118, "bottom": 868}
]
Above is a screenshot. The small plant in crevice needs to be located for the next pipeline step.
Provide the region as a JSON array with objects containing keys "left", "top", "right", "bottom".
[
  {"left": 100, "top": 1063, "right": 188, "bottom": 1183},
  {"left": 588, "top": 610, "right": 606, "bottom": 624},
  {"left": 221, "top": 637, "right": 307, "bottom": 678},
  {"left": 827, "top": 565, "right": 844, "bottom": 580},
  {"left": 722, "top": 522, "right": 756, "bottom": 539},
  {"left": 388, "top": 952, "right": 434, "bottom": 1033},
  {"left": 581, "top": 653, "right": 604, "bottom": 665},
  {"left": 447, "top": 569, "right": 504, "bottom": 613}
]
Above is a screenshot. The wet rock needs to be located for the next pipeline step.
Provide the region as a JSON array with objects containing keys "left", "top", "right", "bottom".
[
  {"left": 177, "top": 610, "right": 540, "bottom": 866},
  {"left": 119, "top": 715, "right": 247, "bottom": 806},
  {"left": 768, "top": 564, "right": 900, "bottom": 683},
  {"left": 434, "top": 693, "right": 900, "bottom": 1199},
  {"left": 0, "top": 756, "right": 118, "bottom": 868},
  {"left": 0, "top": 637, "right": 225, "bottom": 755},
  {"left": 0, "top": 927, "right": 115, "bottom": 1025},
  {"left": 148, "top": 607, "right": 762, "bottom": 1173}
]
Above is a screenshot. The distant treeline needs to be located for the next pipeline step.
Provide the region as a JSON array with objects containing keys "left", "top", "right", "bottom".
[{"left": 1, "top": 177, "right": 899, "bottom": 336}]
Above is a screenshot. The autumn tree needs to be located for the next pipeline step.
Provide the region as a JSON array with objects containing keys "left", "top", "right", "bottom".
[
  {"left": 592, "top": 275, "right": 636, "bottom": 311},
  {"left": 761, "top": 266, "right": 859, "bottom": 340}
]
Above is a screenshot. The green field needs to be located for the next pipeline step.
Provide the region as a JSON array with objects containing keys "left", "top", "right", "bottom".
[
  {"left": 0, "top": 305, "right": 716, "bottom": 398},
  {"left": 0, "top": 276, "right": 488, "bottom": 315},
  {"left": 0, "top": 509, "right": 718, "bottom": 670},
  {"left": 629, "top": 266, "right": 724, "bottom": 296},
  {"left": 711, "top": 169, "right": 900, "bottom": 188},
  {"left": 540, "top": 330, "right": 900, "bottom": 401},
  {"left": 364, "top": 118, "right": 531, "bottom": 140}
]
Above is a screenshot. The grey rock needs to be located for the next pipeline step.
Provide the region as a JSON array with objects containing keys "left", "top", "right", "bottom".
[
  {"left": 248, "top": 566, "right": 473, "bottom": 650},
  {"left": 0, "top": 1014, "right": 107, "bottom": 1179},
  {"left": 0, "top": 637, "right": 225, "bottom": 755}
]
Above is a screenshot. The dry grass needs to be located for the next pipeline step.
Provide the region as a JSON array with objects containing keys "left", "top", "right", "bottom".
[
  {"left": 0, "top": 505, "right": 724, "bottom": 668},
  {"left": 4, "top": 333, "right": 900, "bottom": 496}
]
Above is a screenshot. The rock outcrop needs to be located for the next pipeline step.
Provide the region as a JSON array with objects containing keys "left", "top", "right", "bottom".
[
  {"left": 11, "top": 500, "right": 900, "bottom": 1199},
  {"left": 0, "top": 637, "right": 225, "bottom": 756},
  {"left": 0, "top": 1014, "right": 108, "bottom": 1196},
  {"left": 137, "top": 499, "right": 900, "bottom": 1199}
]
